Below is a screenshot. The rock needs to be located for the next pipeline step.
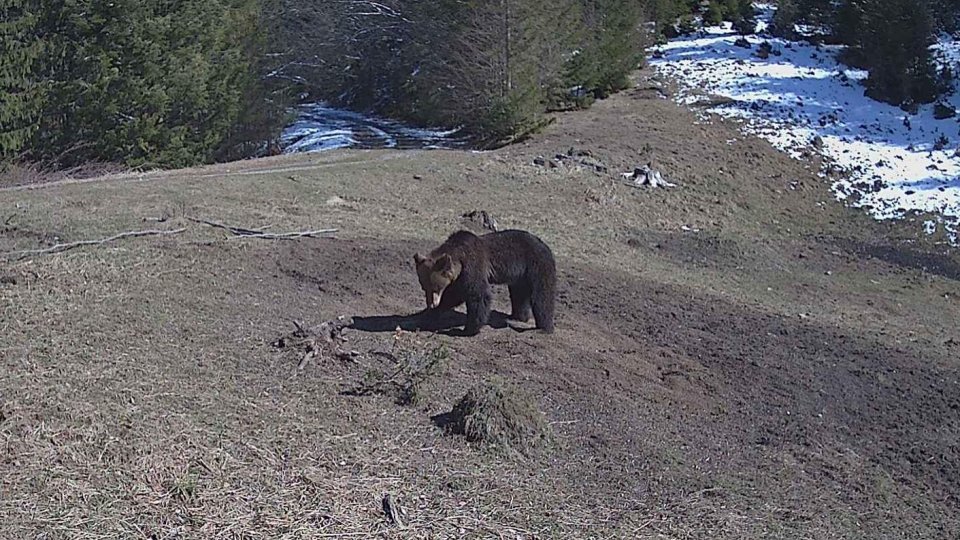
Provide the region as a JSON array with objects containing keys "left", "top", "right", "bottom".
[
  {"left": 533, "top": 156, "right": 546, "bottom": 166},
  {"left": 325, "top": 195, "right": 351, "bottom": 207},
  {"left": 734, "top": 37, "right": 751, "bottom": 49},
  {"left": 461, "top": 210, "right": 499, "bottom": 232},
  {"left": 811, "top": 136, "right": 824, "bottom": 149},
  {"left": 754, "top": 41, "right": 779, "bottom": 59}
]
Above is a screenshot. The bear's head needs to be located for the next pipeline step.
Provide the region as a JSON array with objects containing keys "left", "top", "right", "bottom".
[{"left": 413, "top": 252, "right": 462, "bottom": 309}]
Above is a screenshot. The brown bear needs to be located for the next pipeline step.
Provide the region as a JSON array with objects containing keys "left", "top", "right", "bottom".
[{"left": 413, "top": 229, "right": 556, "bottom": 335}]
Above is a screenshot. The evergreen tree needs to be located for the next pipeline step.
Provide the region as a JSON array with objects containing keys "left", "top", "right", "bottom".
[
  {"left": 0, "top": 0, "right": 44, "bottom": 161},
  {"left": 858, "top": 0, "right": 942, "bottom": 105}
]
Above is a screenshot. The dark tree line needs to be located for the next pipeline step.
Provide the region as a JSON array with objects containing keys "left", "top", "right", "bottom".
[
  {"left": 264, "top": 0, "right": 652, "bottom": 146},
  {"left": 2, "top": 0, "right": 653, "bottom": 167},
  {"left": 1, "top": 0, "right": 278, "bottom": 168}
]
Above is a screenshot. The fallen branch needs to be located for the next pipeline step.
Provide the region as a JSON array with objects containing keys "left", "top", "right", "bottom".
[
  {"left": 188, "top": 216, "right": 336, "bottom": 240},
  {"left": 227, "top": 229, "right": 337, "bottom": 240},
  {"left": 186, "top": 216, "right": 271, "bottom": 236},
  {"left": 0, "top": 228, "right": 187, "bottom": 261}
]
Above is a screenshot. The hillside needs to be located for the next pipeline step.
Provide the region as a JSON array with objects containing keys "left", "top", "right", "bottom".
[
  {"left": 1, "top": 69, "right": 959, "bottom": 539},
  {"left": 651, "top": 7, "right": 960, "bottom": 244}
]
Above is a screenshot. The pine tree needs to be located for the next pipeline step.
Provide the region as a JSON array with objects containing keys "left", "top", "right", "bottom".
[
  {"left": 857, "top": 0, "right": 942, "bottom": 105},
  {"left": 29, "top": 0, "right": 272, "bottom": 168},
  {"left": 0, "top": 0, "right": 43, "bottom": 161}
]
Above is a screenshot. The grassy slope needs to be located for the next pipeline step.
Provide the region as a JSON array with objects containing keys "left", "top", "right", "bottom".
[{"left": 1, "top": 70, "right": 959, "bottom": 539}]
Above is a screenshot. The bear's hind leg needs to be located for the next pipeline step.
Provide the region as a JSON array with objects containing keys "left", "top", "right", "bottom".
[{"left": 530, "top": 279, "right": 556, "bottom": 334}]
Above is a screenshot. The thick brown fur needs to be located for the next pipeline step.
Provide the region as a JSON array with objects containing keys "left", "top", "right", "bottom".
[{"left": 413, "top": 229, "right": 556, "bottom": 335}]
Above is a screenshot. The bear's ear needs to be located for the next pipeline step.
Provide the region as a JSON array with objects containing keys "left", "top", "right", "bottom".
[
  {"left": 413, "top": 253, "right": 426, "bottom": 265},
  {"left": 433, "top": 254, "right": 453, "bottom": 272}
]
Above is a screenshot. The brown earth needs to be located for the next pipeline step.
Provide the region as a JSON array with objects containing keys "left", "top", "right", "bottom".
[{"left": 1, "top": 69, "right": 959, "bottom": 539}]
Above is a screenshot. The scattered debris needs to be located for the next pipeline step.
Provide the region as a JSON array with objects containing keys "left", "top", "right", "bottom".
[
  {"left": 461, "top": 210, "right": 499, "bottom": 232},
  {"left": 622, "top": 163, "right": 675, "bottom": 188},
  {"left": 554, "top": 148, "right": 608, "bottom": 173},
  {"left": 272, "top": 317, "right": 357, "bottom": 373},
  {"left": 346, "top": 338, "right": 449, "bottom": 406}
]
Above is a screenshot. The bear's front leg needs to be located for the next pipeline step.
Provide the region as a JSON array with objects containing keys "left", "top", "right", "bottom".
[
  {"left": 463, "top": 288, "right": 492, "bottom": 336},
  {"left": 436, "top": 282, "right": 466, "bottom": 311}
]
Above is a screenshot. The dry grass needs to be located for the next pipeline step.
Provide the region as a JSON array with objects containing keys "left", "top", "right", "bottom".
[
  {"left": 1, "top": 160, "right": 131, "bottom": 189},
  {"left": 2, "top": 69, "right": 959, "bottom": 539}
]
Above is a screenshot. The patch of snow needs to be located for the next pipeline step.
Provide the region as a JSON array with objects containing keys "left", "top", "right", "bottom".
[
  {"left": 650, "top": 7, "right": 960, "bottom": 244},
  {"left": 281, "top": 103, "right": 462, "bottom": 154}
]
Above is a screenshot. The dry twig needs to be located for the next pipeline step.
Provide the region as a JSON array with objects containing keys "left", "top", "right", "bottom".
[{"left": 0, "top": 228, "right": 187, "bottom": 261}]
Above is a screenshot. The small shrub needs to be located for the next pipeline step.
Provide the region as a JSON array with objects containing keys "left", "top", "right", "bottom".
[
  {"left": 733, "top": 16, "right": 755, "bottom": 35},
  {"left": 934, "top": 102, "right": 956, "bottom": 120},
  {"left": 934, "top": 133, "right": 950, "bottom": 151},
  {"left": 442, "top": 378, "right": 552, "bottom": 456}
]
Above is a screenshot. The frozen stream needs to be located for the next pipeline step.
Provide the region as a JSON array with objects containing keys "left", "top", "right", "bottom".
[{"left": 280, "top": 104, "right": 462, "bottom": 154}]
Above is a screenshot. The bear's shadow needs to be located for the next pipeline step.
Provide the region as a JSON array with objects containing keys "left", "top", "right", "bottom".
[{"left": 350, "top": 309, "right": 515, "bottom": 337}]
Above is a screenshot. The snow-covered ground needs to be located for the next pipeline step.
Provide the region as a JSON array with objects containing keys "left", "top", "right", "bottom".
[
  {"left": 281, "top": 104, "right": 462, "bottom": 153},
  {"left": 650, "top": 5, "right": 960, "bottom": 243}
]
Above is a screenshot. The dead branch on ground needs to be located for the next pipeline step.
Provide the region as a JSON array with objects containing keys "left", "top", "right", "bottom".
[
  {"left": 0, "top": 228, "right": 187, "bottom": 261},
  {"left": 188, "top": 216, "right": 337, "bottom": 239},
  {"left": 186, "top": 216, "right": 270, "bottom": 236}
]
